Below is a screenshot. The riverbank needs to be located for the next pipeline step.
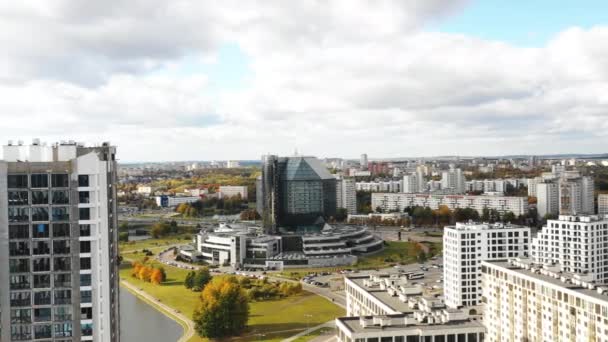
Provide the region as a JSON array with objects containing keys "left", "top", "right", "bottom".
[{"left": 120, "top": 280, "right": 195, "bottom": 342}]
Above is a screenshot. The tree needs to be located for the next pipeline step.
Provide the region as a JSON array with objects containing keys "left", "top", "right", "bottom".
[
  {"left": 151, "top": 268, "right": 164, "bottom": 285},
  {"left": 193, "top": 277, "right": 249, "bottom": 339},
  {"left": 138, "top": 266, "right": 152, "bottom": 282},
  {"left": 335, "top": 208, "right": 348, "bottom": 222},
  {"left": 150, "top": 222, "right": 170, "bottom": 238},
  {"left": 192, "top": 268, "right": 212, "bottom": 292},
  {"left": 119, "top": 232, "right": 129, "bottom": 242},
  {"left": 185, "top": 271, "right": 195, "bottom": 290}
]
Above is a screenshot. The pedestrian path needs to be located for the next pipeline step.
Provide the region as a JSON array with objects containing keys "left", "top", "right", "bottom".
[{"left": 282, "top": 321, "right": 334, "bottom": 342}]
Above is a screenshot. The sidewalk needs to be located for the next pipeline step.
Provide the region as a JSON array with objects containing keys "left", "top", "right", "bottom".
[{"left": 281, "top": 321, "right": 334, "bottom": 342}]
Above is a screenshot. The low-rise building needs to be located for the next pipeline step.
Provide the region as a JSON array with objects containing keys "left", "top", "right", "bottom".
[
  {"left": 599, "top": 194, "right": 608, "bottom": 215},
  {"left": 482, "top": 258, "right": 608, "bottom": 342},
  {"left": 155, "top": 195, "right": 200, "bottom": 207},
  {"left": 218, "top": 185, "right": 248, "bottom": 199}
]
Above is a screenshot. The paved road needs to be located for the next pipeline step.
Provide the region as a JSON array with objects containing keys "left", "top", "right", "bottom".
[{"left": 120, "top": 280, "right": 195, "bottom": 342}]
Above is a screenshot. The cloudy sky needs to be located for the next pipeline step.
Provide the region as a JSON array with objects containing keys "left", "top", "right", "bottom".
[{"left": 1, "top": 0, "right": 607, "bottom": 162}]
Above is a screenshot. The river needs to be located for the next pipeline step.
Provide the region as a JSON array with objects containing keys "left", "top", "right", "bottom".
[{"left": 120, "top": 288, "right": 182, "bottom": 342}]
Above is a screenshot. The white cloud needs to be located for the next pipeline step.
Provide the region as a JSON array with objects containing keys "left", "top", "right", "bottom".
[{"left": 0, "top": 1, "right": 607, "bottom": 161}]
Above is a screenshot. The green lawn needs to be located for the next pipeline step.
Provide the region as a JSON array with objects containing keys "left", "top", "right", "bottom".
[{"left": 120, "top": 262, "right": 344, "bottom": 342}]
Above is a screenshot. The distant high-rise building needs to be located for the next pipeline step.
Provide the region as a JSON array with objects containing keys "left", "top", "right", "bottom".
[
  {"left": 367, "top": 162, "right": 388, "bottom": 176},
  {"left": 402, "top": 174, "right": 419, "bottom": 193},
  {"left": 536, "top": 182, "right": 559, "bottom": 218},
  {"left": 359, "top": 154, "right": 368, "bottom": 170},
  {"left": 257, "top": 155, "right": 337, "bottom": 232},
  {"left": 0, "top": 140, "right": 120, "bottom": 342},
  {"left": 558, "top": 176, "right": 594, "bottom": 215},
  {"left": 440, "top": 166, "right": 465, "bottom": 194},
  {"left": 599, "top": 194, "right": 608, "bottom": 215},
  {"left": 335, "top": 177, "right": 356, "bottom": 215},
  {"left": 531, "top": 214, "right": 608, "bottom": 283},
  {"left": 443, "top": 222, "right": 530, "bottom": 308}
]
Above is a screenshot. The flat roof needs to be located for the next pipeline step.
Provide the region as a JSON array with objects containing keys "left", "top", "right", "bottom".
[
  {"left": 483, "top": 260, "right": 608, "bottom": 303},
  {"left": 347, "top": 276, "right": 415, "bottom": 313},
  {"left": 337, "top": 314, "right": 485, "bottom": 334}
]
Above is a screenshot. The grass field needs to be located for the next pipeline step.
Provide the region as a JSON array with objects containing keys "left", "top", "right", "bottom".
[
  {"left": 291, "top": 327, "right": 334, "bottom": 342},
  {"left": 120, "top": 261, "right": 344, "bottom": 342},
  {"left": 119, "top": 235, "right": 192, "bottom": 253}
]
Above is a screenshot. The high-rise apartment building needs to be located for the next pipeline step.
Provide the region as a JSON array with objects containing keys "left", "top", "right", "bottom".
[
  {"left": 335, "top": 176, "right": 356, "bottom": 215},
  {"left": 443, "top": 222, "right": 530, "bottom": 308},
  {"left": 559, "top": 176, "right": 594, "bottom": 215},
  {"left": 257, "top": 155, "right": 337, "bottom": 232},
  {"left": 401, "top": 174, "right": 418, "bottom": 193},
  {"left": 441, "top": 166, "right": 465, "bottom": 194},
  {"left": 531, "top": 214, "right": 608, "bottom": 283},
  {"left": 599, "top": 194, "right": 608, "bottom": 215},
  {"left": 536, "top": 181, "right": 559, "bottom": 218},
  {"left": 0, "top": 140, "right": 120, "bottom": 342},
  {"left": 482, "top": 258, "right": 608, "bottom": 342},
  {"left": 359, "top": 154, "right": 368, "bottom": 170}
]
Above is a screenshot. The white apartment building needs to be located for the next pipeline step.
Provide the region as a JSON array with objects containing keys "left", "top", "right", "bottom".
[
  {"left": 226, "top": 160, "right": 241, "bottom": 168},
  {"left": 482, "top": 258, "right": 608, "bottom": 342},
  {"left": 443, "top": 222, "right": 530, "bottom": 308},
  {"left": 336, "top": 177, "right": 357, "bottom": 214},
  {"left": 599, "top": 194, "right": 608, "bottom": 215},
  {"left": 531, "top": 215, "right": 608, "bottom": 283},
  {"left": 536, "top": 182, "right": 559, "bottom": 218},
  {"left": 154, "top": 195, "right": 200, "bottom": 207},
  {"left": 441, "top": 167, "right": 465, "bottom": 194},
  {"left": 356, "top": 180, "right": 401, "bottom": 193},
  {"left": 218, "top": 185, "right": 248, "bottom": 200},
  {"left": 401, "top": 174, "right": 419, "bottom": 193},
  {"left": 371, "top": 193, "right": 529, "bottom": 216},
  {"left": 559, "top": 176, "right": 595, "bottom": 215},
  {"left": 136, "top": 185, "right": 153, "bottom": 195},
  {"left": 339, "top": 275, "right": 485, "bottom": 342},
  {"left": 0, "top": 141, "right": 120, "bottom": 342}
]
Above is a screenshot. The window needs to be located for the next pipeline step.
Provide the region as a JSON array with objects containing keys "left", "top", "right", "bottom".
[
  {"left": 81, "top": 307, "right": 93, "bottom": 320},
  {"left": 10, "top": 309, "right": 31, "bottom": 324},
  {"left": 32, "top": 207, "right": 49, "bottom": 221},
  {"left": 54, "top": 307, "right": 72, "bottom": 322},
  {"left": 54, "top": 274, "right": 71, "bottom": 288},
  {"left": 80, "top": 257, "right": 91, "bottom": 270},
  {"left": 79, "top": 191, "right": 90, "bottom": 203},
  {"left": 10, "top": 275, "right": 30, "bottom": 290},
  {"left": 34, "top": 308, "right": 52, "bottom": 322},
  {"left": 52, "top": 190, "right": 70, "bottom": 204},
  {"left": 54, "top": 257, "right": 71, "bottom": 272},
  {"left": 52, "top": 174, "right": 69, "bottom": 188},
  {"left": 78, "top": 175, "right": 89, "bottom": 187},
  {"left": 32, "top": 224, "right": 50, "bottom": 238},
  {"left": 8, "top": 207, "right": 29, "bottom": 222},
  {"left": 34, "top": 291, "right": 51, "bottom": 305},
  {"left": 53, "top": 223, "right": 70, "bottom": 238},
  {"left": 81, "top": 290, "right": 92, "bottom": 303},
  {"left": 31, "top": 174, "right": 49, "bottom": 188},
  {"left": 33, "top": 258, "right": 51, "bottom": 272},
  {"left": 54, "top": 290, "right": 71, "bottom": 305},
  {"left": 9, "top": 225, "right": 29, "bottom": 239},
  {"left": 81, "top": 323, "right": 93, "bottom": 336},
  {"left": 10, "top": 292, "right": 31, "bottom": 307},
  {"left": 33, "top": 241, "right": 50, "bottom": 255},
  {"left": 80, "top": 224, "right": 91, "bottom": 236},
  {"left": 79, "top": 207, "right": 91, "bottom": 220},
  {"left": 9, "top": 241, "right": 29, "bottom": 256},
  {"left": 34, "top": 274, "right": 51, "bottom": 288},
  {"left": 11, "top": 325, "right": 32, "bottom": 341},
  {"left": 9, "top": 259, "right": 30, "bottom": 273},
  {"left": 53, "top": 240, "right": 70, "bottom": 254},
  {"left": 80, "top": 241, "right": 91, "bottom": 253},
  {"left": 32, "top": 190, "right": 49, "bottom": 204},
  {"left": 80, "top": 274, "right": 91, "bottom": 286},
  {"left": 52, "top": 207, "right": 69, "bottom": 221},
  {"left": 55, "top": 322, "right": 73, "bottom": 338},
  {"left": 8, "top": 191, "right": 28, "bottom": 205},
  {"left": 7, "top": 175, "right": 27, "bottom": 188}
]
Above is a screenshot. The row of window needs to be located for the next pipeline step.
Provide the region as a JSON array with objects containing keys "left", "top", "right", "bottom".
[
  {"left": 9, "top": 257, "right": 91, "bottom": 273},
  {"left": 9, "top": 224, "right": 91, "bottom": 239},
  {"left": 9, "top": 240, "right": 90, "bottom": 256},
  {"left": 8, "top": 174, "right": 89, "bottom": 189},
  {"left": 10, "top": 274, "right": 91, "bottom": 290},
  {"left": 10, "top": 322, "right": 90, "bottom": 341},
  {"left": 8, "top": 207, "right": 92, "bottom": 223}
]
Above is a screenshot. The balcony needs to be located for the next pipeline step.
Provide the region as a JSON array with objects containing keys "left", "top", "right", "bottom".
[{"left": 10, "top": 295, "right": 31, "bottom": 307}]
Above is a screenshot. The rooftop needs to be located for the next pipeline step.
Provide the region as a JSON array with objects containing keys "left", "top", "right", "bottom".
[
  {"left": 447, "top": 221, "right": 529, "bottom": 231},
  {"left": 483, "top": 259, "right": 608, "bottom": 303}
]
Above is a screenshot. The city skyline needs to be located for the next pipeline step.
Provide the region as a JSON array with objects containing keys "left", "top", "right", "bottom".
[{"left": 1, "top": 1, "right": 607, "bottom": 161}]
